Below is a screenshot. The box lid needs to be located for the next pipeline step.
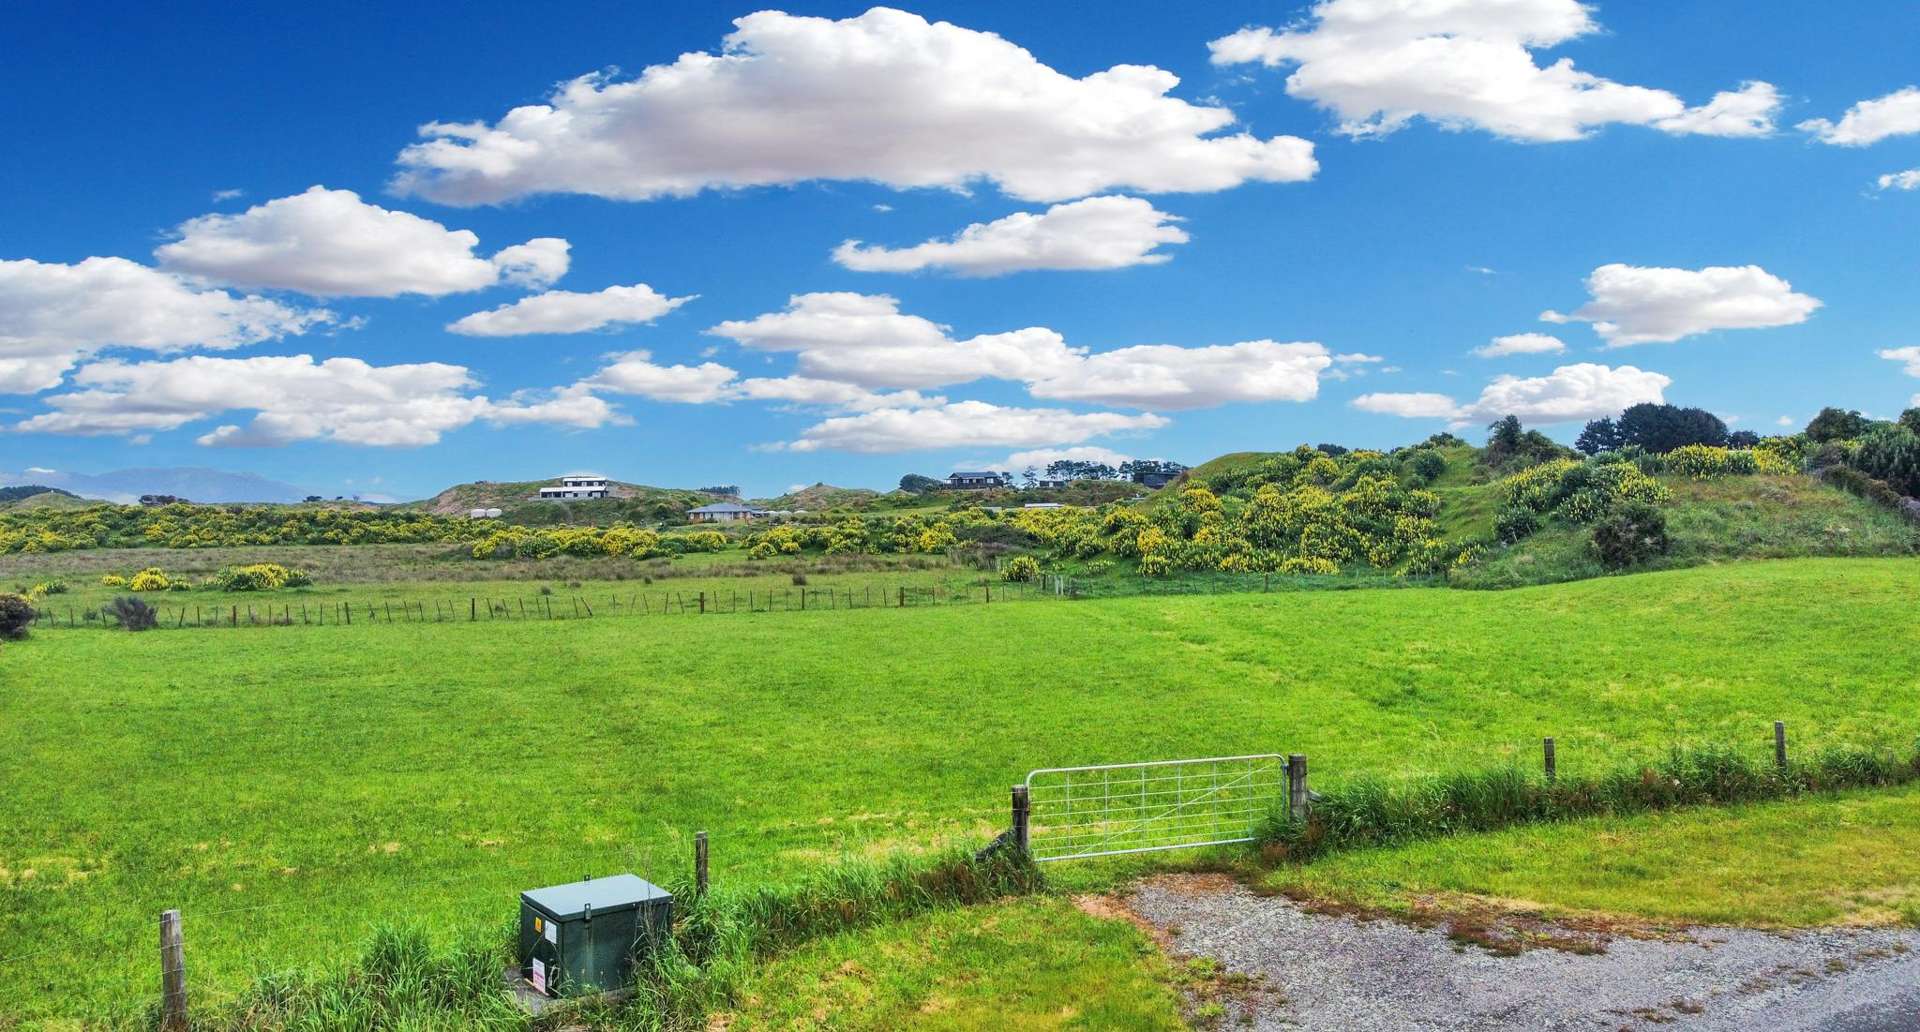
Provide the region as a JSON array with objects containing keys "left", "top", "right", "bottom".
[{"left": 521, "top": 874, "right": 670, "bottom": 921}]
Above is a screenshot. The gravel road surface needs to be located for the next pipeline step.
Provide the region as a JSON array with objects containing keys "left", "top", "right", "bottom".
[{"left": 1123, "top": 876, "right": 1920, "bottom": 1031}]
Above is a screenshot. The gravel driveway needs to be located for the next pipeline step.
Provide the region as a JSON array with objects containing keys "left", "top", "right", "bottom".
[{"left": 1121, "top": 876, "right": 1920, "bottom": 1031}]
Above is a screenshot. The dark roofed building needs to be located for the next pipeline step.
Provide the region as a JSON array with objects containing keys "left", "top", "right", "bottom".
[{"left": 946, "top": 471, "right": 1008, "bottom": 489}]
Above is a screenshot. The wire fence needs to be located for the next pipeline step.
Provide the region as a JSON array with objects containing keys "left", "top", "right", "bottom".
[{"left": 24, "top": 579, "right": 1074, "bottom": 632}]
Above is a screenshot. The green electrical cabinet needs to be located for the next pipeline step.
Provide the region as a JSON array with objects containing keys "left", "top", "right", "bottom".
[{"left": 518, "top": 874, "right": 673, "bottom": 997}]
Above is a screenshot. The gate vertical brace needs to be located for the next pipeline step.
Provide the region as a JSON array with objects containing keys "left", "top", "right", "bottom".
[
  {"left": 1287, "top": 754, "right": 1309, "bottom": 823},
  {"left": 1011, "top": 784, "right": 1031, "bottom": 857}
]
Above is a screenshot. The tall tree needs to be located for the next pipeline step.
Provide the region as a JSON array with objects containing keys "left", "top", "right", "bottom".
[
  {"left": 1576, "top": 417, "right": 1624, "bottom": 455},
  {"left": 1614, "top": 403, "right": 1727, "bottom": 453}
]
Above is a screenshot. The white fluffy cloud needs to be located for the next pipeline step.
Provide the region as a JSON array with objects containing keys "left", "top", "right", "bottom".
[
  {"left": 1208, "top": 0, "right": 1777, "bottom": 143},
  {"left": 447, "top": 284, "right": 695, "bottom": 336},
  {"left": 1542, "top": 264, "right": 1822, "bottom": 346},
  {"left": 833, "top": 196, "right": 1188, "bottom": 276},
  {"left": 1353, "top": 362, "right": 1669, "bottom": 424},
  {"left": 17, "top": 353, "right": 618, "bottom": 446},
  {"left": 1351, "top": 391, "right": 1463, "bottom": 418},
  {"left": 1799, "top": 87, "right": 1920, "bottom": 146},
  {"left": 708, "top": 292, "right": 1083, "bottom": 390},
  {"left": 780, "top": 400, "right": 1167, "bottom": 454},
  {"left": 585, "top": 349, "right": 942, "bottom": 412},
  {"left": 155, "top": 186, "right": 569, "bottom": 297},
  {"left": 1879, "top": 347, "right": 1920, "bottom": 377},
  {"left": 393, "top": 7, "right": 1316, "bottom": 205},
  {"left": 1473, "top": 332, "right": 1566, "bottom": 358},
  {"left": 1027, "top": 340, "right": 1331, "bottom": 409},
  {"left": 1000, "top": 445, "right": 1135, "bottom": 471},
  {"left": 708, "top": 292, "right": 1333, "bottom": 408},
  {"left": 0, "top": 256, "right": 331, "bottom": 393},
  {"left": 1877, "top": 169, "right": 1920, "bottom": 192}
]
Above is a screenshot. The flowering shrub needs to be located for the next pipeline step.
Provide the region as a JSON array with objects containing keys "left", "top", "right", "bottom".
[
  {"left": 99, "top": 574, "right": 127, "bottom": 587},
  {"left": 214, "top": 563, "right": 308, "bottom": 591},
  {"left": 1663, "top": 445, "right": 1761, "bottom": 479},
  {"left": 1001, "top": 555, "right": 1040, "bottom": 582},
  {"left": 129, "top": 568, "right": 174, "bottom": 592}
]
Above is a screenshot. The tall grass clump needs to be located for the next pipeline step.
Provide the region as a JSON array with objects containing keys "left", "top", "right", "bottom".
[
  {"left": 203, "top": 848, "right": 1037, "bottom": 1031},
  {"left": 209, "top": 924, "right": 525, "bottom": 1031},
  {"left": 1260, "top": 740, "right": 1920, "bottom": 862}
]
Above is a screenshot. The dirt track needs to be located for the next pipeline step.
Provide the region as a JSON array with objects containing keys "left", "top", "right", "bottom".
[{"left": 1121, "top": 875, "right": 1920, "bottom": 1031}]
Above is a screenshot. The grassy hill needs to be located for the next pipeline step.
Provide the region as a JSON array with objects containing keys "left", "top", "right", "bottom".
[
  {"left": 763, "top": 482, "right": 883, "bottom": 511},
  {"left": 0, "top": 485, "right": 86, "bottom": 510},
  {"left": 405, "top": 478, "right": 723, "bottom": 525}
]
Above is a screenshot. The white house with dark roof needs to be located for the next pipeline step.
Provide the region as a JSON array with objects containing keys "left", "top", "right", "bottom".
[
  {"left": 688, "top": 502, "right": 765, "bottom": 523},
  {"left": 946, "top": 471, "right": 1008, "bottom": 489},
  {"left": 538, "top": 473, "right": 610, "bottom": 500}
]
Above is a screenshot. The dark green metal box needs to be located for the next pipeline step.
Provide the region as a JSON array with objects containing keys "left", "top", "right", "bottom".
[{"left": 518, "top": 874, "right": 672, "bottom": 997}]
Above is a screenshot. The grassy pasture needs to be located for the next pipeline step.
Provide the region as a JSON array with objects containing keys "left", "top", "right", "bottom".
[
  {"left": 3, "top": 558, "right": 1919, "bottom": 1022},
  {"left": 1266, "top": 783, "right": 1920, "bottom": 929}
]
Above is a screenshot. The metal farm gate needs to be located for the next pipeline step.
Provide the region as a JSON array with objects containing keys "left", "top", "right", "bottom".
[{"left": 1020, "top": 754, "right": 1289, "bottom": 863}]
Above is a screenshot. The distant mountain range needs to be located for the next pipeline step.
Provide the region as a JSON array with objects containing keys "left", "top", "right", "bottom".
[{"left": 0, "top": 467, "right": 312, "bottom": 504}]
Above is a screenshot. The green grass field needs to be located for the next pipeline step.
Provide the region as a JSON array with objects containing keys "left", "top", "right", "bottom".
[
  {"left": 1266, "top": 783, "right": 1920, "bottom": 929},
  {"left": 5, "top": 557, "right": 1920, "bottom": 1023}
]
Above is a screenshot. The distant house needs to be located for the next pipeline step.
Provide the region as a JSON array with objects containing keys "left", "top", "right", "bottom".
[
  {"left": 946, "top": 471, "right": 1008, "bottom": 490},
  {"left": 538, "top": 473, "right": 610, "bottom": 500},
  {"left": 1032, "top": 478, "right": 1069, "bottom": 490},
  {"left": 688, "top": 502, "right": 764, "bottom": 523},
  {"left": 1134, "top": 471, "right": 1180, "bottom": 490},
  {"left": 1022, "top": 502, "right": 1064, "bottom": 510}
]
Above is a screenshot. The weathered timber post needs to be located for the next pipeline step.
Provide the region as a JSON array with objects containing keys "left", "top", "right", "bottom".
[
  {"left": 159, "top": 909, "right": 187, "bottom": 1030},
  {"left": 470, "top": 597, "right": 477, "bottom": 621},
  {"left": 694, "top": 831, "right": 709, "bottom": 896},
  {"left": 1011, "top": 785, "right": 1031, "bottom": 857},
  {"left": 1287, "top": 754, "right": 1309, "bottom": 822},
  {"left": 1543, "top": 737, "right": 1557, "bottom": 782},
  {"left": 699, "top": 591, "right": 706, "bottom": 614},
  {"left": 1775, "top": 721, "right": 1788, "bottom": 770}
]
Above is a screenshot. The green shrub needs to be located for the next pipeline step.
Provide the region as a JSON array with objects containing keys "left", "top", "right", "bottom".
[
  {"left": 1590, "top": 501, "right": 1669, "bottom": 569},
  {"left": 38, "top": 579, "right": 68, "bottom": 595},
  {"left": 1850, "top": 426, "right": 1920, "bottom": 497},
  {"left": 99, "top": 574, "right": 126, "bottom": 587},
  {"left": 1489, "top": 502, "right": 1536, "bottom": 540},
  {"left": 107, "top": 595, "right": 158, "bottom": 631},
  {"left": 1001, "top": 555, "right": 1040, "bottom": 582},
  {"left": 0, "top": 593, "right": 33, "bottom": 640}
]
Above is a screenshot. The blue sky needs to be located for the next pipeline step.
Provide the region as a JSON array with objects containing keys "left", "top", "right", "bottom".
[{"left": 4, "top": 1, "right": 1918, "bottom": 500}]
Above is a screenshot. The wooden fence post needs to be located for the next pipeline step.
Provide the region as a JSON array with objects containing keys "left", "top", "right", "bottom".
[
  {"left": 1543, "top": 737, "right": 1556, "bottom": 782},
  {"left": 1774, "top": 720, "right": 1788, "bottom": 769},
  {"left": 470, "top": 597, "right": 477, "bottom": 621},
  {"left": 698, "top": 592, "right": 706, "bottom": 614},
  {"left": 160, "top": 909, "right": 187, "bottom": 1030},
  {"left": 1011, "top": 785, "right": 1030, "bottom": 857},
  {"left": 694, "top": 831, "right": 709, "bottom": 897},
  {"left": 1287, "top": 754, "right": 1309, "bottom": 822}
]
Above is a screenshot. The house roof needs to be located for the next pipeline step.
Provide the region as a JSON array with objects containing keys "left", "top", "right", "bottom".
[
  {"left": 948, "top": 471, "right": 1002, "bottom": 478},
  {"left": 557, "top": 472, "right": 607, "bottom": 480},
  {"left": 689, "top": 502, "right": 757, "bottom": 513}
]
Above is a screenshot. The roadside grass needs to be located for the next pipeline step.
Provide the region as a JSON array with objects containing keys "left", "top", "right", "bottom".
[
  {"left": 1262, "top": 783, "right": 1920, "bottom": 929},
  {"left": 716, "top": 896, "right": 1185, "bottom": 1031},
  {"left": 5, "top": 558, "right": 1920, "bottom": 1020}
]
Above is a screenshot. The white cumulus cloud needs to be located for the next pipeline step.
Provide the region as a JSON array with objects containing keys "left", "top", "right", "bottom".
[
  {"left": 17, "top": 353, "right": 618, "bottom": 446},
  {"left": 1353, "top": 363, "right": 1669, "bottom": 424},
  {"left": 393, "top": 7, "right": 1316, "bottom": 205},
  {"left": 779, "top": 400, "right": 1168, "bottom": 454},
  {"left": 833, "top": 196, "right": 1188, "bottom": 276},
  {"left": 1799, "top": 86, "right": 1920, "bottom": 146},
  {"left": 1877, "top": 169, "right": 1920, "bottom": 192},
  {"left": 1542, "top": 264, "right": 1821, "bottom": 347},
  {"left": 1879, "top": 347, "right": 1920, "bottom": 377},
  {"left": 707, "top": 292, "right": 1334, "bottom": 409},
  {"left": 0, "top": 256, "right": 331, "bottom": 393},
  {"left": 155, "top": 186, "right": 569, "bottom": 297},
  {"left": 1028, "top": 340, "right": 1331, "bottom": 410},
  {"left": 448, "top": 284, "right": 695, "bottom": 336},
  {"left": 1208, "top": 0, "right": 1777, "bottom": 143},
  {"left": 1473, "top": 332, "right": 1566, "bottom": 358}
]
